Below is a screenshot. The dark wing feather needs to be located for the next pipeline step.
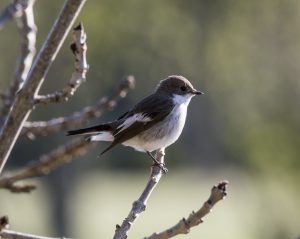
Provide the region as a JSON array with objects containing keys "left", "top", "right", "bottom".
[{"left": 101, "top": 93, "right": 174, "bottom": 154}]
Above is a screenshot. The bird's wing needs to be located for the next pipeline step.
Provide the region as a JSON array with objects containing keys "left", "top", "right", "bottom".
[{"left": 101, "top": 94, "right": 174, "bottom": 154}]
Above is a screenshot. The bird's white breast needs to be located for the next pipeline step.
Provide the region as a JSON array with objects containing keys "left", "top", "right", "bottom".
[
  {"left": 172, "top": 93, "right": 193, "bottom": 105},
  {"left": 122, "top": 93, "right": 193, "bottom": 152}
]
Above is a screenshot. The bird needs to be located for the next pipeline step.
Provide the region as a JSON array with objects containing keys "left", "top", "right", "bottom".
[{"left": 67, "top": 75, "right": 203, "bottom": 171}]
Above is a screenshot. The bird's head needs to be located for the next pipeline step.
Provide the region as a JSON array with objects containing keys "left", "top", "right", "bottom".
[{"left": 156, "top": 75, "right": 204, "bottom": 100}]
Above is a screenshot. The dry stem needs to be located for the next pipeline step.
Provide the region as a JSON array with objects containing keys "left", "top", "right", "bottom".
[
  {"left": 0, "top": 229, "right": 69, "bottom": 239},
  {"left": 113, "top": 148, "right": 166, "bottom": 239},
  {"left": 144, "top": 181, "right": 228, "bottom": 239},
  {"left": 22, "top": 76, "right": 135, "bottom": 137},
  {"left": 34, "top": 22, "right": 88, "bottom": 104}
]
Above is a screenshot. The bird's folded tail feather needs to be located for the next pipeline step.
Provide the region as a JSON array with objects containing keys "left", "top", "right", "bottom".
[{"left": 67, "top": 124, "right": 112, "bottom": 136}]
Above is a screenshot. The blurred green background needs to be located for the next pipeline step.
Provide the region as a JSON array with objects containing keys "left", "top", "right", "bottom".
[{"left": 0, "top": 0, "right": 299, "bottom": 238}]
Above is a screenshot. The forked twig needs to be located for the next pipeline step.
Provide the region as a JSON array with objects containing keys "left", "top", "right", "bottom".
[
  {"left": 22, "top": 76, "right": 135, "bottom": 137},
  {"left": 34, "top": 22, "right": 88, "bottom": 104},
  {"left": 0, "top": 180, "right": 228, "bottom": 238},
  {"left": 144, "top": 181, "right": 228, "bottom": 239},
  {"left": 0, "top": 77, "right": 134, "bottom": 192}
]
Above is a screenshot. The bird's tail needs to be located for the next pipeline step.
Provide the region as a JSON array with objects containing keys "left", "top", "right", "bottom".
[{"left": 67, "top": 124, "right": 112, "bottom": 136}]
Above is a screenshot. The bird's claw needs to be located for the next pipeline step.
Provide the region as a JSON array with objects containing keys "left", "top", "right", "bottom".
[
  {"left": 152, "top": 162, "right": 168, "bottom": 174},
  {"left": 147, "top": 151, "right": 168, "bottom": 173}
]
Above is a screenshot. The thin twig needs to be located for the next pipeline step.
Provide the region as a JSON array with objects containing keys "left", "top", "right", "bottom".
[
  {"left": 0, "top": 138, "right": 95, "bottom": 193},
  {"left": 0, "top": 0, "right": 87, "bottom": 175},
  {"left": 0, "top": 229, "right": 70, "bottom": 239},
  {"left": 144, "top": 181, "right": 228, "bottom": 239},
  {"left": 113, "top": 148, "right": 166, "bottom": 239},
  {"left": 0, "top": 0, "right": 36, "bottom": 125},
  {"left": 34, "top": 22, "right": 88, "bottom": 104},
  {"left": 22, "top": 76, "right": 135, "bottom": 137}
]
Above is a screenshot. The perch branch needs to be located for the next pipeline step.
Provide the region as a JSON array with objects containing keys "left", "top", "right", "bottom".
[
  {"left": 34, "top": 22, "right": 88, "bottom": 104},
  {"left": 0, "top": 0, "right": 87, "bottom": 175},
  {"left": 22, "top": 76, "right": 135, "bottom": 137},
  {"left": 0, "top": 138, "right": 95, "bottom": 193},
  {"left": 144, "top": 181, "right": 228, "bottom": 239},
  {"left": 0, "top": 0, "right": 36, "bottom": 125},
  {"left": 113, "top": 148, "right": 166, "bottom": 239}
]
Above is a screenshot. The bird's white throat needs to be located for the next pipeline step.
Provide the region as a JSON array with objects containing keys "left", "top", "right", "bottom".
[{"left": 172, "top": 93, "right": 193, "bottom": 106}]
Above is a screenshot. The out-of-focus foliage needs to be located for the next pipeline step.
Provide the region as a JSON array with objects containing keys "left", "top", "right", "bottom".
[{"left": 0, "top": 1, "right": 299, "bottom": 239}]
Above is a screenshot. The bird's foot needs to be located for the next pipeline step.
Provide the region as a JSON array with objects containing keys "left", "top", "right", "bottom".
[
  {"left": 147, "top": 151, "right": 168, "bottom": 174},
  {"left": 152, "top": 161, "right": 168, "bottom": 174}
]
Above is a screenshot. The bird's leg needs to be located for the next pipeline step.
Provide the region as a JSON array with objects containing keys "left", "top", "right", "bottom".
[
  {"left": 146, "top": 151, "right": 168, "bottom": 173},
  {"left": 146, "top": 151, "right": 159, "bottom": 163}
]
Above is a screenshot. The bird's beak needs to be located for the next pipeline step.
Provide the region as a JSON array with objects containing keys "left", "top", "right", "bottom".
[{"left": 191, "top": 89, "right": 204, "bottom": 95}]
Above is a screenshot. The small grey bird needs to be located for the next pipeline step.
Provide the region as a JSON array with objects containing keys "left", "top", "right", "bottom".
[{"left": 67, "top": 75, "right": 203, "bottom": 170}]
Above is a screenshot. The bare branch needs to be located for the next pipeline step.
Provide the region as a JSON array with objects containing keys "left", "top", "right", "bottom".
[
  {"left": 22, "top": 76, "right": 135, "bottom": 137},
  {"left": 0, "top": 0, "right": 36, "bottom": 125},
  {"left": 0, "top": 216, "right": 68, "bottom": 239},
  {"left": 0, "top": 229, "right": 70, "bottom": 239},
  {"left": 34, "top": 22, "right": 88, "bottom": 104},
  {"left": 144, "top": 181, "right": 229, "bottom": 239},
  {"left": 113, "top": 148, "right": 166, "bottom": 239},
  {"left": 0, "top": 76, "right": 134, "bottom": 192},
  {"left": 0, "top": 0, "right": 87, "bottom": 175},
  {"left": 0, "top": 138, "right": 95, "bottom": 193},
  {"left": 0, "top": 216, "right": 66, "bottom": 239}
]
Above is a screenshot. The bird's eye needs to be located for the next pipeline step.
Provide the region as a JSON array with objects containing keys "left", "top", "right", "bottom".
[{"left": 180, "top": 86, "right": 187, "bottom": 91}]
